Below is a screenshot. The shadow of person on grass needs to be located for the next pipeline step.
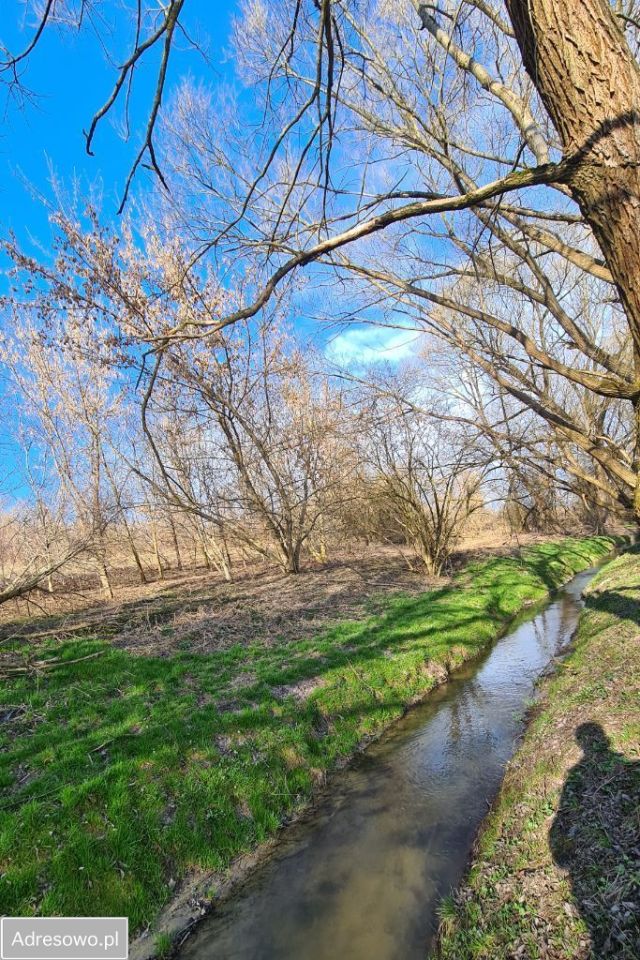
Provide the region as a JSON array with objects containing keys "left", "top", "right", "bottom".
[{"left": 549, "top": 723, "right": 640, "bottom": 958}]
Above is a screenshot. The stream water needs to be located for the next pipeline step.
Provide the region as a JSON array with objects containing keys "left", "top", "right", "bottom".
[{"left": 179, "top": 564, "right": 600, "bottom": 960}]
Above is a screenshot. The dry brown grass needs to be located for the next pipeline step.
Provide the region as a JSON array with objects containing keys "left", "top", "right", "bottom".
[{"left": 0, "top": 530, "right": 563, "bottom": 656}]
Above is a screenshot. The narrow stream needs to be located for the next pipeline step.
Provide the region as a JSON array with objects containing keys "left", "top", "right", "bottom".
[{"left": 179, "top": 565, "right": 599, "bottom": 960}]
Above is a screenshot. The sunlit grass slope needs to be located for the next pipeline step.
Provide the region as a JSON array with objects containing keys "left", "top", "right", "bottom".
[{"left": 0, "top": 537, "right": 615, "bottom": 931}]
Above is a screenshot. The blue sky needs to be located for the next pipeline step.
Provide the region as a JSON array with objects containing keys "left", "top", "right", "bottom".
[
  {"left": 0, "top": 3, "right": 413, "bottom": 500},
  {"left": 0, "top": 2, "right": 237, "bottom": 245},
  {"left": 0, "top": 2, "right": 237, "bottom": 498},
  {"left": 0, "top": 1, "right": 408, "bottom": 363}
]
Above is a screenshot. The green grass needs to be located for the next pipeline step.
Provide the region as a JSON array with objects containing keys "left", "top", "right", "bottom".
[
  {"left": 0, "top": 537, "right": 615, "bottom": 932},
  {"left": 433, "top": 542, "right": 640, "bottom": 960}
]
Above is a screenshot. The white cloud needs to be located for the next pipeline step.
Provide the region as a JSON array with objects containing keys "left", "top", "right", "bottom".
[{"left": 325, "top": 325, "right": 423, "bottom": 366}]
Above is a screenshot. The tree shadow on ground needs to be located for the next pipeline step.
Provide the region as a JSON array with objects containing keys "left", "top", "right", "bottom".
[{"left": 549, "top": 722, "right": 640, "bottom": 958}]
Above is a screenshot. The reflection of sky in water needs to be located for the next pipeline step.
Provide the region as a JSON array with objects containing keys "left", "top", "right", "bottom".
[{"left": 180, "top": 567, "right": 597, "bottom": 960}]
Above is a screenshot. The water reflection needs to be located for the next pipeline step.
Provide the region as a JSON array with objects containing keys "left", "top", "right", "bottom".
[{"left": 179, "top": 567, "right": 597, "bottom": 960}]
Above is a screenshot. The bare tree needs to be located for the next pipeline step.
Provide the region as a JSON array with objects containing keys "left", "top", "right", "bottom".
[
  {"left": 5, "top": 3, "right": 640, "bottom": 455},
  {"left": 5, "top": 0, "right": 640, "bottom": 539},
  {"left": 356, "top": 387, "right": 491, "bottom": 575},
  {"left": 145, "top": 320, "right": 354, "bottom": 574},
  {"left": 152, "top": 0, "right": 640, "bottom": 521},
  {"left": 0, "top": 493, "right": 92, "bottom": 608},
  {"left": 0, "top": 315, "right": 127, "bottom": 597}
]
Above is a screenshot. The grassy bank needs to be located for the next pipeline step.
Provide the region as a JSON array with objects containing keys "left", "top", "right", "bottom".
[
  {"left": 434, "top": 545, "right": 640, "bottom": 960},
  {"left": 0, "top": 537, "right": 614, "bottom": 934}
]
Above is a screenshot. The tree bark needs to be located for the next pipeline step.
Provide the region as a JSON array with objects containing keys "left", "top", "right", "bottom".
[
  {"left": 168, "top": 515, "right": 183, "bottom": 570},
  {"left": 506, "top": 0, "right": 640, "bottom": 519},
  {"left": 97, "top": 559, "right": 114, "bottom": 600},
  {"left": 283, "top": 540, "right": 302, "bottom": 574},
  {"left": 151, "top": 523, "right": 165, "bottom": 579}
]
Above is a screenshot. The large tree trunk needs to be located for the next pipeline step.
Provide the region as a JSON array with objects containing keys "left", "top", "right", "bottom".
[
  {"left": 506, "top": 0, "right": 640, "bottom": 518},
  {"left": 282, "top": 540, "right": 302, "bottom": 574}
]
